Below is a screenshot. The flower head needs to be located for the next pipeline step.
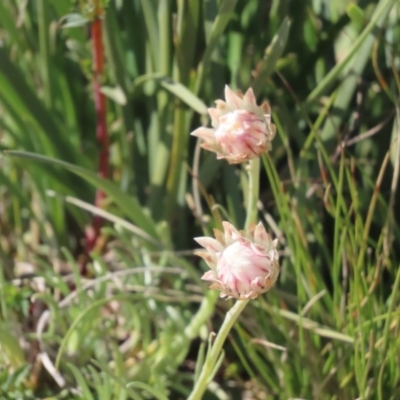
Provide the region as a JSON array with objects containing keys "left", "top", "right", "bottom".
[
  {"left": 194, "top": 221, "right": 280, "bottom": 300},
  {"left": 191, "top": 85, "right": 276, "bottom": 164}
]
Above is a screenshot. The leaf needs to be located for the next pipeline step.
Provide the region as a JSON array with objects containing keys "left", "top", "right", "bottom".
[
  {"left": 140, "top": 0, "right": 159, "bottom": 67},
  {"left": 207, "top": 0, "right": 239, "bottom": 45},
  {"left": 0, "top": 47, "right": 77, "bottom": 160},
  {"left": 251, "top": 17, "right": 291, "bottom": 96},
  {"left": 306, "top": 0, "right": 396, "bottom": 105},
  {"left": 133, "top": 73, "right": 208, "bottom": 114},
  {"left": 59, "top": 13, "right": 89, "bottom": 29},
  {"left": 100, "top": 85, "right": 127, "bottom": 105},
  {"left": 126, "top": 382, "right": 168, "bottom": 400},
  {"left": 175, "top": 0, "right": 200, "bottom": 81},
  {"left": 194, "top": 0, "right": 239, "bottom": 93},
  {"left": 67, "top": 363, "right": 95, "bottom": 400},
  {"left": 346, "top": 3, "right": 366, "bottom": 28},
  {"left": 0, "top": 325, "right": 25, "bottom": 368},
  {"left": 55, "top": 294, "right": 135, "bottom": 369},
  {"left": 5, "top": 151, "right": 159, "bottom": 239},
  {"left": 159, "top": 78, "right": 207, "bottom": 114},
  {"left": 46, "top": 191, "right": 160, "bottom": 246},
  {"left": 319, "top": 0, "right": 394, "bottom": 141},
  {"left": 390, "top": 113, "right": 400, "bottom": 169}
]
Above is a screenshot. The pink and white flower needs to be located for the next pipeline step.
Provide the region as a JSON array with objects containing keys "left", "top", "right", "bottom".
[
  {"left": 191, "top": 85, "right": 276, "bottom": 164},
  {"left": 194, "top": 221, "right": 280, "bottom": 300}
]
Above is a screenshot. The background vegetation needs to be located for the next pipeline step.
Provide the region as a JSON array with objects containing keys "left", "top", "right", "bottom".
[{"left": 0, "top": 0, "right": 400, "bottom": 398}]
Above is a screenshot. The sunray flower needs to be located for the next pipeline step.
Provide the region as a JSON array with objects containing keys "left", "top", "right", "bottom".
[
  {"left": 191, "top": 85, "right": 276, "bottom": 164},
  {"left": 194, "top": 221, "right": 280, "bottom": 300}
]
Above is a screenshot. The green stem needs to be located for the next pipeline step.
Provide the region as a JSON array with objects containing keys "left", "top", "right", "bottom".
[
  {"left": 184, "top": 290, "right": 219, "bottom": 340},
  {"left": 245, "top": 157, "right": 260, "bottom": 229},
  {"left": 188, "top": 156, "right": 260, "bottom": 398},
  {"left": 164, "top": 104, "right": 188, "bottom": 219},
  {"left": 38, "top": 0, "right": 52, "bottom": 109},
  {"left": 188, "top": 299, "right": 249, "bottom": 400}
]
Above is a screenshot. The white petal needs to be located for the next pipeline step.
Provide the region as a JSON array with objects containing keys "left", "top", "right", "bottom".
[
  {"left": 213, "top": 228, "right": 226, "bottom": 246},
  {"left": 208, "top": 108, "right": 222, "bottom": 128},
  {"left": 201, "top": 270, "right": 219, "bottom": 282},
  {"left": 243, "top": 87, "right": 256, "bottom": 105},
  {"left": 254, "top": 222, "right": 269, "bottom": 246},
  {"left": 222, "top": 221, "right": 240, "bottom": 244},
  {"left": 194, "top": 249, "right": 217, "bottom": 269},
  {"left": 224, "top": 85, "right": 242, "bottom": 109},
  {"left": 194, "top": 236, "right": 224, "bottom": 253},
  {"left": 214, "top": 100, "right": 229, "bottom": 112},
  {"left": 191, "top": 127, "right": 215, "bottom": 141}
]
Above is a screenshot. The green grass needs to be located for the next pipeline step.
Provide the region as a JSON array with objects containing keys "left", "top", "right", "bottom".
[{"left": 0, "top": 0, "right": 400, "bottom": 398}]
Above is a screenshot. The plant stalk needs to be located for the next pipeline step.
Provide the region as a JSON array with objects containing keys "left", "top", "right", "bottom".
[
  {"left": 85, "top": 1, "right": 109, "bottom": 264},
  {"left": 188, "top": 155, "right": 261, "bottom": 398},
  {"left": 188, "top": 299, "right": 249, "bottom": 400},
  {"left": 245, "top": 157, "right": 260, "bottom": 228}
]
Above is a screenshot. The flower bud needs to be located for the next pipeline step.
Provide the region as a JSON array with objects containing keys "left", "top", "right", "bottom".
[
  {"left": 194, "top": 221, "right": 280, "bottom": 300},
  {"left": 191, "top": 86, "right": 276, "bottom": 164}
]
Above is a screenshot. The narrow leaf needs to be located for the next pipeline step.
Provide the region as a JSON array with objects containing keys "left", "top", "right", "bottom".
[
  {"left": 251, "top": 17, "right": 291, "bottom": 96},
  {"left": 59, "top": 13, "right": 89, "bottom": 29},
  {"left": 5, "top": 151, "right": 159, "bottom": 239}
]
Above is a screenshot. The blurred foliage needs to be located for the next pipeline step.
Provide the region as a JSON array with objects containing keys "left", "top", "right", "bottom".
[{"left": 0, "top": 0, "right": 400, "bottom": 398}]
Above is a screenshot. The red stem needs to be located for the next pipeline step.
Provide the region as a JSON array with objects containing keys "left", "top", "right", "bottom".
[{"left": 84, "top": 8, "right": 109, "bottom": 263}]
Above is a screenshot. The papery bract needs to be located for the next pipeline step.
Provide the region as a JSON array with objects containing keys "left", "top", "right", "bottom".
[
  {"left": 194, "top": 221, "right": 280, "bottom": 300},
  {"left": 191, "top": 85, "right": 276, "bottom": 164}
]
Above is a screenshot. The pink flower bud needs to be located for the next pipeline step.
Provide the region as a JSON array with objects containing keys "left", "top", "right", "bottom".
[
  {"left": 191, "top": 85, "right": 276, "bottom": 164},
  {"left": 194, "top": 221, "right": 280, "bottom": 300}
]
